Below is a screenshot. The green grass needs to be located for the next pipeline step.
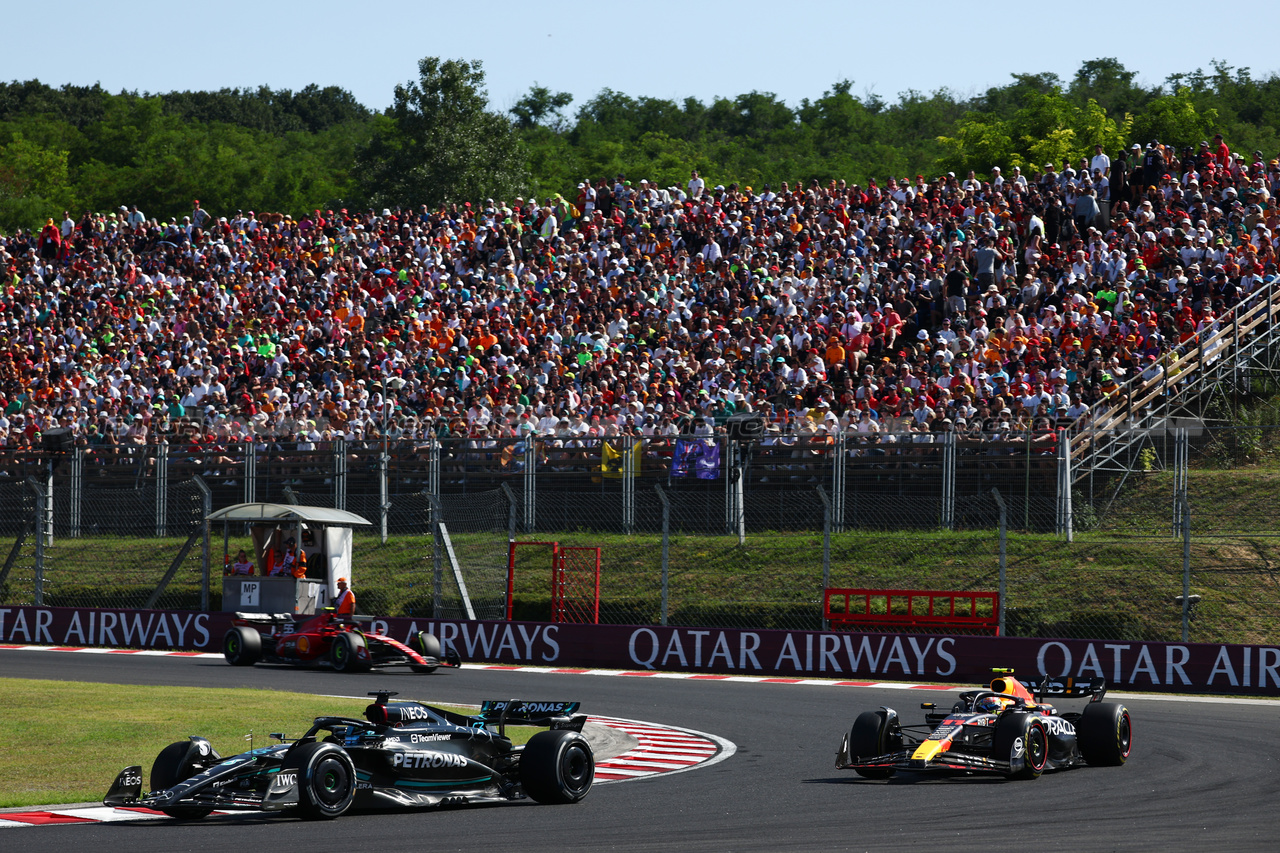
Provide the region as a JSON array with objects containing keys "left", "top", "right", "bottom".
[{"left": 0, "top": 678, "right": 520, "bottom": 809}]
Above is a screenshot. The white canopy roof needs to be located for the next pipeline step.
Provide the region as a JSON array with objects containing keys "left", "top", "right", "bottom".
[{"left": 206, "top": 503, "right": 372, "bottom": 527}]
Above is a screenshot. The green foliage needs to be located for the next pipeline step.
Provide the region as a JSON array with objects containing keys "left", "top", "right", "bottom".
[
  {"left": 939, "top": 89, "right": 1131, "bottom": 178},
  {"left": 1130, "top": 87, "right": 1217, "bottom": 149},
  {"left": 937, "top": 114, "right": 1015, "bottom": 175},
  {"left": 354, "top": 57, "right": 530, "bottom": 209},
  {"left": 0, "top": 131, "right": 75, "bottom": 230},
  {"left": 510, "top": 84, "right": 574, "bottom": 130},
  {"left": 8, "top": 55, "right": 1280, "bottom": 232}
]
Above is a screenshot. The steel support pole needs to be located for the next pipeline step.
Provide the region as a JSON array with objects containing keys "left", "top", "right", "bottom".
[
  {"left": 655, "top": 484, "right": 670, "bottom": 627},
  {"left": 992, "top": 488, "right": 1007, "bottom": 637},
  {"left": 194, "top": 476, "right": 212, "bottom": 612},
  {"left": 817, "top": 486, "right": 832, "bottom": 631},
  {"left": 1181, "top": 491, "right": 1192, "bottom": 642},
  {"left": 70, "top": 448, "right": 83, "bottom": 538}
]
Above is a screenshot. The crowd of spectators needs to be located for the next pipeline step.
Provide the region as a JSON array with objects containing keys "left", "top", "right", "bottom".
[{"left": 1, "top": 137, "right": 1278, "bottom": 456}]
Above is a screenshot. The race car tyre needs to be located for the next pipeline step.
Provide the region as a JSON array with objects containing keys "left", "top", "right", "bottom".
[
  {"left": 330, "top": 631, "right": 371, "bottom": 673},
  {"left": 993, "top": 713, "right": 1048, "bottom": 780},
  {"left": 520, "top": 730, "right": 594, "bottom": 804},
  {"left": 1079, "top": 702, "right": 1132, "bottom": 766},
  {"left": 410, "top": 631, "right": 440, "bottom": 673},
  {"left": 285, "top": 741, "right": 356, "bottom": 820},
  {"left": 848, "top": 710, "right": 897, "bottom": 779},
  {"left": 150, "top": 741, "right": 213, "bottom": 820},
  {"left": 223, "top": 626, "right": 262, "bottom": 666}
]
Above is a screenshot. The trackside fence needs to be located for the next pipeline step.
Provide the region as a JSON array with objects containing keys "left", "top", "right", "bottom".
[{"left": 1, "top": 428, "right": 1280, "bottom": 644}]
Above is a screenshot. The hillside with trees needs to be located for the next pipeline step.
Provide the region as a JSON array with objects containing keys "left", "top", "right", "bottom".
[{"left": 2, "top": 57, "right": 1279, "bottom": 231}]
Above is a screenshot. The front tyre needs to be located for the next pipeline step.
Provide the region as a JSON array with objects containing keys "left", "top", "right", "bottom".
[
  {"left": 285, "top": 742, "right": 356, "bottom": 820},
  {"left": 151, "top": 741, "right": 213, "bottom": 820},
  {"left": 410, "top": 631, "right": 440, "bottom": 673},
  {"left": 330, "top": 631, "right": 371, "bottom": 673},
  {"left": 223, "top": 626, "right": 262, "bottom": 666},
  {"left": 848, "top": 710, "right": 897, "bottom": 779},
  {"left": 1079, "top": 702, "right": 1132, "bottom": 766},
  {"left": 994, "top": 713, "right": 1047, "bottom": 780},
  {"left": 520, "top": 730, "right": 594, "bottom": 804}
]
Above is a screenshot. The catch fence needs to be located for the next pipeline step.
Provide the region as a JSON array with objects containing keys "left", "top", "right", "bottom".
[{"left": 1, "top": 427, "right": 1278, "bottom": 645}]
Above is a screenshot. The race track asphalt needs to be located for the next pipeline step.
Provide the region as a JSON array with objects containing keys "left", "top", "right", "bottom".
[{"left": 4, "top": 649, "right": 1278, "bottom": 853}]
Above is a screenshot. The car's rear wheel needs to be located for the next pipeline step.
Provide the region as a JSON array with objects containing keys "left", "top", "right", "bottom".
[
  {"left": 848, "top": 710, "right": 897, "bottom": 779},
  {"left": 410, "top": 631, "right": 440, "bottom": 673},
  {"left": 1079, "top": 702, "right": 1132, "bottom": 766},
  {"left": 520, "top": 730, "right": 594, "bottom": 804},
  {"left": 330, "top": 631, "right": 370, "bottom": 672},
  {"left": 223, "top": 626, "right": 262, "bottom": 666},
  {"left": 994, "top": 713, "right": 1047, "bottom": 780},
  {"left": 151, "top": 741, "right": 213, "bottom": 819},
  {"left": 285, "top": 742, "right": 356, "bottom": 820}
]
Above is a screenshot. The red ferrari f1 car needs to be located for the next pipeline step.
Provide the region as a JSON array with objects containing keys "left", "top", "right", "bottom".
[
  {"left": 837, "top": 668, "right": 1132, "bottom": 780},
  {"left": 223, "top": 611, "right": 460, "bottom": 674}
]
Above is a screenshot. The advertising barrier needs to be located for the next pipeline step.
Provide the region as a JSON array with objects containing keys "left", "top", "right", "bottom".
[{"left": 2, "top": 606, "right": 1278, "bottom": 696}]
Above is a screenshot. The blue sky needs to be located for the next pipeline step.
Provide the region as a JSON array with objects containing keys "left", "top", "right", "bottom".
[{"left": 7, "top": 1, "right": 1279, "bottom": 116}]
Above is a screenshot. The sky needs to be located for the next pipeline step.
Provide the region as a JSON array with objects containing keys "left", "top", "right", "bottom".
[{"left": 6, "top": 1, "right": 1280, "bottom": 117}]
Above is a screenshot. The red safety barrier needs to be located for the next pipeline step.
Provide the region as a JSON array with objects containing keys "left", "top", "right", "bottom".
[{"left": 824, "top": 588, "right": 1000, "bottom": 636}]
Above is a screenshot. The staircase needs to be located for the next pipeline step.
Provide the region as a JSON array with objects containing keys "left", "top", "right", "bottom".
[{"left": 1069, "top": 283, "right": 1280, "bottom": 482}]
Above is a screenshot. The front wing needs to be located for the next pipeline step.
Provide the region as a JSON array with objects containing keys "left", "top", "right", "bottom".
[
  {"left": 835, "top": 733, "right": 1015, "bottom": 776},
  {"left": 104, "top": 757, "right": 301, "bottom": 814}
]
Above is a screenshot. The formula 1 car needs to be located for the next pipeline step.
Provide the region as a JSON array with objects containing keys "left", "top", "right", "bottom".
[
  {"left": 222, "top": 611, "right": 461, "bottom": 673},
  {"left": 103, "top": 692, "right": 595, "bottom": 820},
  {"left": 836, "top": 669, "right": 1132, "bottom": 780}
]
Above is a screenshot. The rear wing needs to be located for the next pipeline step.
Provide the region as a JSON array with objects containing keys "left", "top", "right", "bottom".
[
  {"left": 478, "top": 700, "right": 587, "bottom": 734},
  {"left": 1021, "top": 676, "right": 1108, "bottom": 702}
]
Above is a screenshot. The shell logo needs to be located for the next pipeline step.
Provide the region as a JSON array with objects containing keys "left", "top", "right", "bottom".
[{"left": 297, "top": 635, "right": 311, "bottom": 655}]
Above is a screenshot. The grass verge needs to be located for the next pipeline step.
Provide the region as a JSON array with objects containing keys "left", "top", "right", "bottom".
[{"left": 0, "top": 677, "right": 518, "bottom": 809}]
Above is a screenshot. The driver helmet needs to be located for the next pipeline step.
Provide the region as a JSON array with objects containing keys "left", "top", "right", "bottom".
[{"left": 975, "top": 695, "right": 1011, "bottom": 715}]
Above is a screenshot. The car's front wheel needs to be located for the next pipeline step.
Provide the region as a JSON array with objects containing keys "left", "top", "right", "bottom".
[
  {"left": 409, "top": 631, "right": 440, "bottom": 673},
  {"left": 330, "top": 631, "right": 371, "bottom": 672},
  {"left": 520, "top": 730, "right": 594, "bottom": 804},
  {"left": 848, "top": 710, "right": 897, "bottom": 779},
  {"left": 151, "top": 741, "right": 213, "bottom": 819},
  {"left": 994, "top": 713, "right": 1047, "bottom": 780},
  {"left": 285, "top": 742, "right": 356, "bottom": 820}
]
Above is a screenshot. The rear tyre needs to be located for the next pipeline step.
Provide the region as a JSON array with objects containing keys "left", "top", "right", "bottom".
[
  {"left": 410, "top": 631, "right": 440, "bottom": 673},
  {"left": 848, "top": 710, "right": 897, "bottom": 779},
  {"left": 520, "top": 730, "right": 594, "bottom": 804},
  {"left": 285, "top": 742, "right": 356, "bottom": 820},
  {"left": 330, "top": 631, "right": 370, "bottom": 673},
  {"left": 994, "top": 713, "right": 1047, "bottom": 780},
  {"left": 223, "top": 626, "right": 262, "bottom": 666},
  {"left": 1079, "top": 702, "right": 1132, "bottom": 766},
  {"left": 151, "top": 741, "right": 213, "bottom": 820}
]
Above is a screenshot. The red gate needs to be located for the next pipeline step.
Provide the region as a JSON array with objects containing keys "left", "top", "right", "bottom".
[
  {"left": 506, "top": 541, "right": 601, "bottom": 624},
  {"left": 554, "top": 547, "right": 600, "bottom": 624}
]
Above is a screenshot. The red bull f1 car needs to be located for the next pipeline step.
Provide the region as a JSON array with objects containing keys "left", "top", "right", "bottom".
[
  {"left": 103, "top": 693, "right": 594, "bottom": 820},
  {"left": 836, "top": 669, "right": 1132, "bottom": 780},
  {"left": 223, "top": 611, "right": 460, "bottom": 673}
]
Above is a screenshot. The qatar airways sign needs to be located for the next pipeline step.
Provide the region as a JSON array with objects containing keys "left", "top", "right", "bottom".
[{"left": 1, "top": 607, "right": 1277, "bottom": 696}]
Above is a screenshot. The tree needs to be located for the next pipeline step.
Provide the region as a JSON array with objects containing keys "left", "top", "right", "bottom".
[
  {"left": 1069, "top": 58, "right": 1150, "bottom": 115},
  {"left": 510, "top": 84, "right": 573, "bottom": 131},
  {"left": 0, "top": 132, "right": 74, "bottom": 231},
  {"left": 1131, "top": 88, "right": 1218, "bottom": 150},
  {"left": 354, "top": 57, "right": 529, "bottom": 209}
]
